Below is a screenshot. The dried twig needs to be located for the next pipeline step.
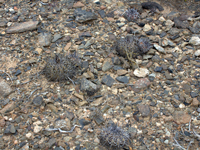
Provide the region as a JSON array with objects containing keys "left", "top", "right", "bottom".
[
  {"left": 142, "top": 140, "right": 150, "bottom": 150},
  {"left": 28, "top": 87, "right": 42, "bottom": 99},
  {"left": 45, "top": 125, "right": 81, "bottom": 133},
  {"left": 193, "top": 129, "right": 200, "bottom": 139},
  {"left": 173, "top": 137, "right": 186, "bottom": 150}
]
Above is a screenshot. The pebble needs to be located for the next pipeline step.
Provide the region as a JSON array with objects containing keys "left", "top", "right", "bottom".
[
  {"left": 102, "top": 61, "right": 112, "bottom": 72},
  {"left": 0, "top": 80, "right": 12, "bottom": 97},
  {"left": 32, "top": 96, "right": 43, "bottom": 106},
  {"left": 101, "top": 75, "right": 115, "bottom": 87},
  {"left": 74, "top": 9, "right": 98, "bottom": 23},
  {"left": 133, "top": 68, "right": 149, "bottom": 77},
  {"left": 133, "top": 78, "right": 151, "bottom": 92},
  {"left": 194, "top": 50, "right": 200, "bottom": 56},
  {"left": 143, "top": 24, "right": 151, "bottom": 32},
  {"left": 80, "top": 78, "right": 98, "bottom": 96},
  {"left": 173, "top": 111, "right": 191, "bottom": 125},
  {"left": 137, "top": 104, "right": 151, "bottom": 117},
  {"left": 116, "top": 76, "right": 129, "bottom": 83},
  {"left": 189, "top": 36, "right": 200, "bottom": 45},
  {"left": 38, "top": 32, "right": 52, "bottom": 47},
  {"left": 154, "top": 43, "right": 165, "bottom": 53},
  {"left": 34, "top": 125, "right": 43, "bottom": 133}
]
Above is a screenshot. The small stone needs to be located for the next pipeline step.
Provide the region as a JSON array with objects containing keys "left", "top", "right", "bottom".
[
  {"left": 64, "top": 136, "right": 72, "bottom": 142},
  {"left": 133, "top": 78, "right": 151, "bottom": 92},
  {"left": 6, "top": 21, "right": 39, "bottom": 33},
  {"left": 189, "top": 36, "right": 200, "bottom": 45},
  {"left": 165, "top": 72, "right": 173, "bottom": 80},
  {"left": 0, "top": 118, "right": 5, "bottom": 127},
  {"left": 154, "top": 44, "right": 165, "bottom": 53},
  {"left": 47, "top": 104, "right": 58, "bottom": 113},
  {"left": 154, "top": 66, "right": 163, "bottom": 72},
  {"left": 173, "top": 111, "right": 191, "bottom": 125},
  {"left": 26, "top": 133, "right": 32, "bottom": 139},
  {"left": 137, "top": 104, "right": 151, "bottom": 117},
  {"left": 102, "top": 61, "right": 112, "bottom": 72},
  {"left": 74, "top": 9, "right": 98, "bottom": 23},
  {"left": 4, "top": 124, "right": 16, "bottom": 134},
  {"left": 52, "top": 34, "right": 62, "bottom": 43},
  {"left": 15, "top": 69, "right": 21, "bottom": 76},
  {"left": 116, "top": 70, "right": 127, "bottom": 76},
  {"left": 38, "top": 32, "right": 52, "bottom": 47},
  {"left": 0, "top": 80, "right": 12, "bottom": 97},
  {"left": 143, "top": 24, "right": 151, "bottom": 32},
  {"left": 192, "top": 98, "right": 199, "bottom": 106},
  {"left": 80, "top": 78, "right": 99, "bottom": 96},
  {"left": 101, "top": 75, "right": 115, "bottom": 87},
  {"left": 116, "top": 76, "right": 129, "bottom": 83},
  {"left": 35, "top": 48, "right": 43, "bottom": 55},
  {"left": 73, "top": 1, "right": 84, "bottom": 8},
  {"left": 134, "top": 68, "right": 149, "bottom": 77},
  {"left": 0, "top": 102, "right": 16, "bottom": 113},
  {"left": 48, "top": 138, "right": 56, "bottom": 148},
  {"left": 55, "top": 119, "right": 71, "bottom": 130},
  {"left": 194, "top": 50, "right": 200, "bottom": 56},
  {"left": 191, "top": 92, "right": 198, "bottom": 98},
  {"left": 34, "top": 125, "right": 42, "bottom": 133},
  {"left": 179, "top": 103, "right": 185, "bottom": 108},
  {"left": 165, "top": 19, "right": 174, "bottom": 26},
  {"left": 64, "top": 42, "right": 71, "bottom": 51},
  {"left": 32, "top": 96, "right": 43, "bottom": 106},
  {"left": 79, "top": 118, "right": 91, "bottom": 127}
]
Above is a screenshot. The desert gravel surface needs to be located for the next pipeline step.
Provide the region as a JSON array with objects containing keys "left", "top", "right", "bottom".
[{"left": 0, "top": 0, "right": 200, "bottom": 150}]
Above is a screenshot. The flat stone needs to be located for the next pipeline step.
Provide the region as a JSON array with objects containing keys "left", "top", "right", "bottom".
[
  {"left": 0, "top": 118, "right": 5, "bottom": 127},
  {"left": 173, "top": 111, "right": 191, "bottom": 125},
  {"left": 116, "top": 76, "right": 129, "bottom": 83},
  {"left": 191, "top": 91, "right": 198, "bottom": 98},
  {"left": 48, "top": 138, "right": 56, "bottom": 148},
  {"left": 73, "top": 1, "right": 84, "bottom": 8},
  {"left": 134, "top": 68, "right": 149, "bottom": 77},
  {"left": 137, "top": 104, "right": 151, "bottom": 117},
  {"left": 52, "top": 34, "right": 62, "bottom": 42},
  {"left": 38, "top": 32, "right": 52, "bottom": 47},
  {"left": 6, "top": 20, "right": 39, "bottom": 33},
  {"left": 143, "top": 24, "right": 151, "bottom": 32},
  {"left": 80, "top": 78, "right": 98, "bottom": 96},
  {"left": 102, "top": 61, "right": 112, "bottom": 72},
  {"left": 192, "top": 98, "right": 199, "bottom": 106},
  {"left": 101, "top": 75, "right": 115, "bottom": 87},
  {"left": 34, "top": 125, "right": 43, "bottom": 133},
  {"left": 117, "top": 69, "right": 128, "bottom": 76},
  {"left": 79, "top": 118, "right": 91, "bottom": 127},
  {"left": 154, "top": 44, "right": 165, "bottom": 53},
  {"left": 4, "top": 124, "right": 16, "bottom": 134},
  {"left": 0, "top": 102, "right": 16, "bottom": 113},
  {"left": 0, "top": 80, "right": 12, "bottom": 97},
  {"left": 194, "top": 50, "right": 200, "bottom": 56},
  {"left": 165, "top": 72, "right": 173, "bottom": 80},
  {"left": 154, "top": 66, "right": 163, "bottom": 72},
  {"left": 74, "top": 9, "right": 98, "bottom": 23},
  {"left": 32, "top": 96, "right": 43, "bottom": 106},
  {"left": 93, "top": 113, "right": 105, "bottom": 125},
  {"left": 133, "top": 78, "right": 151, "bottom": 92},
  {"left": 189, "top": 36, "right": 200, "bottom": 45}
]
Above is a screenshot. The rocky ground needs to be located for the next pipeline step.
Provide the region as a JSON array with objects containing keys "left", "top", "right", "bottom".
[{"left": 0, "top": 0, "right": 200, "bottom": 150}]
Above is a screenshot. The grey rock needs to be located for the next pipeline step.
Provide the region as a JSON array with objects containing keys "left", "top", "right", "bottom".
[
  {"left": 189, "top": 21, "right": 200, "bottom": 34},
  {"left": 154, "top": 43, "right": 165, "bottom": 53},
  {"left": 38, "top": 32, "right": 52, "bottom": 47},
  {"left": 79, "top": 118, "right": 91, "bottom": 127},
  {"left": 191, "top": 92, "right": 198, "bottom": 98},
  {"left": 48, "top": 138, "right": 56, "bottom": 148},
  {"left": 80, "top": 78, "right": 99, "bottom": 96},
  {"left": 102, "top": 61, "right": 112, "bottom": 72},
  {"left": 101, "top": 75, "right": 115, "bottom": 87},
  {"left": 137, "top": 104, "right": 151, "bottom": 117},
  {"left": 84, "top": 38, "right": 95, "bottom": 49},
  {"left": 32, "top": 96, "right": 43, "bottom": 106},
  {"left": 165, "top": 72, "right": 173, "bottom": 80},
  {"left": 55, "top": 119, "right": 71, "bottom": 130},
  {"left": 74, "top": 9, "right": 98, "bottom": 23},
  {"left": 133, "top": 78, "right": 151, "bottom": 92},
  {"left": 4, "top": 124, "right": 16, "bottom": 134},
  {"left": 6, "top": 20, "right": 39, "bottom": 33},
  {"left": 116, "top": 76, "right": 129, "bottom": 83},
  {"left": 52, "top": 34, "right": 62, "bottom": 42},
  {"left": 189, "top": 36, "right": 200, "bottom": 45},
  {"left": 93, "top": 113, "right": 105, "bottom": 125},
  {"left": 194, "top": 50, "right": 200, "bottom": 56},
  {"left": 152, "top": 55, "right": 161, "bottom": 62},
  {"left": 0, "top": 80, "right": 12, "bottom": 97}
]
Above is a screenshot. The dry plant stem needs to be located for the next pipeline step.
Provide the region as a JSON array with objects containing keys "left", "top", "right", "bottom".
[
  {"left": 125, "top": 48, "right": 139, "bottom": 69},
  {"left": 68, "top": 77, "right": 75, "bottom": 86},
  {"left": 142, "top": 140, "right": 150, "bottom": 150},
  {"left": 0, "top": 70, "right": 13, "bottom": 84},
  {"left": 28, "top": 87, "right": 42, "bottom": 99},
  {"left": 45, "top": 125, "right": 81, "bottom": 133},
  {"left": 193, "top": 129, "right": 200, "bottom": 139},
  {"left": 173, "top": 137, "right": 186, "bottom": 150}
]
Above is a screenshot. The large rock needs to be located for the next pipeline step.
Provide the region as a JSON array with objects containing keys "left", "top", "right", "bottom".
[
  {"left": 80, "top": 78, "right": 99, "bottom": 96},
  {"left": 0, "top": 80, "right": 12, "bottom": 97},
  {"left": 74, "top": 9, "right": 98, "bottom": 23},
  {"left": 6, "top": 20, "right": 39, "bottom": 33}
]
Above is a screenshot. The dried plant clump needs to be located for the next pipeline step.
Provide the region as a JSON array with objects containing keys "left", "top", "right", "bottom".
[
  {"left": 115, "top": 36, "right": 152, "bottom": 68},
  {"left": 98, "top": 123, "right": 130, "bottom": 148},
  {"left": 42, "top": 52, "right": 81, "bottom": 82},
  {"left": 123, "top": 8, "right": 140, "bottom": 22}
]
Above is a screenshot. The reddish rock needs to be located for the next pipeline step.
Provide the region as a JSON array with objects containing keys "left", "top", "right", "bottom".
[
  {"left": 192, "top": 98, "right": 199, "bottom": 106},
  {"left": 173, "top": 111, "right": 191, "bottom": 125},
  {"left": 0, "top": 118, "right": 5, "bottom": 127},
  {"left": 132, "top": 78, "right": 151, "bottom": 92},
  {"left": 73, "top": 2, "right": 84, "bottom": 8}
]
